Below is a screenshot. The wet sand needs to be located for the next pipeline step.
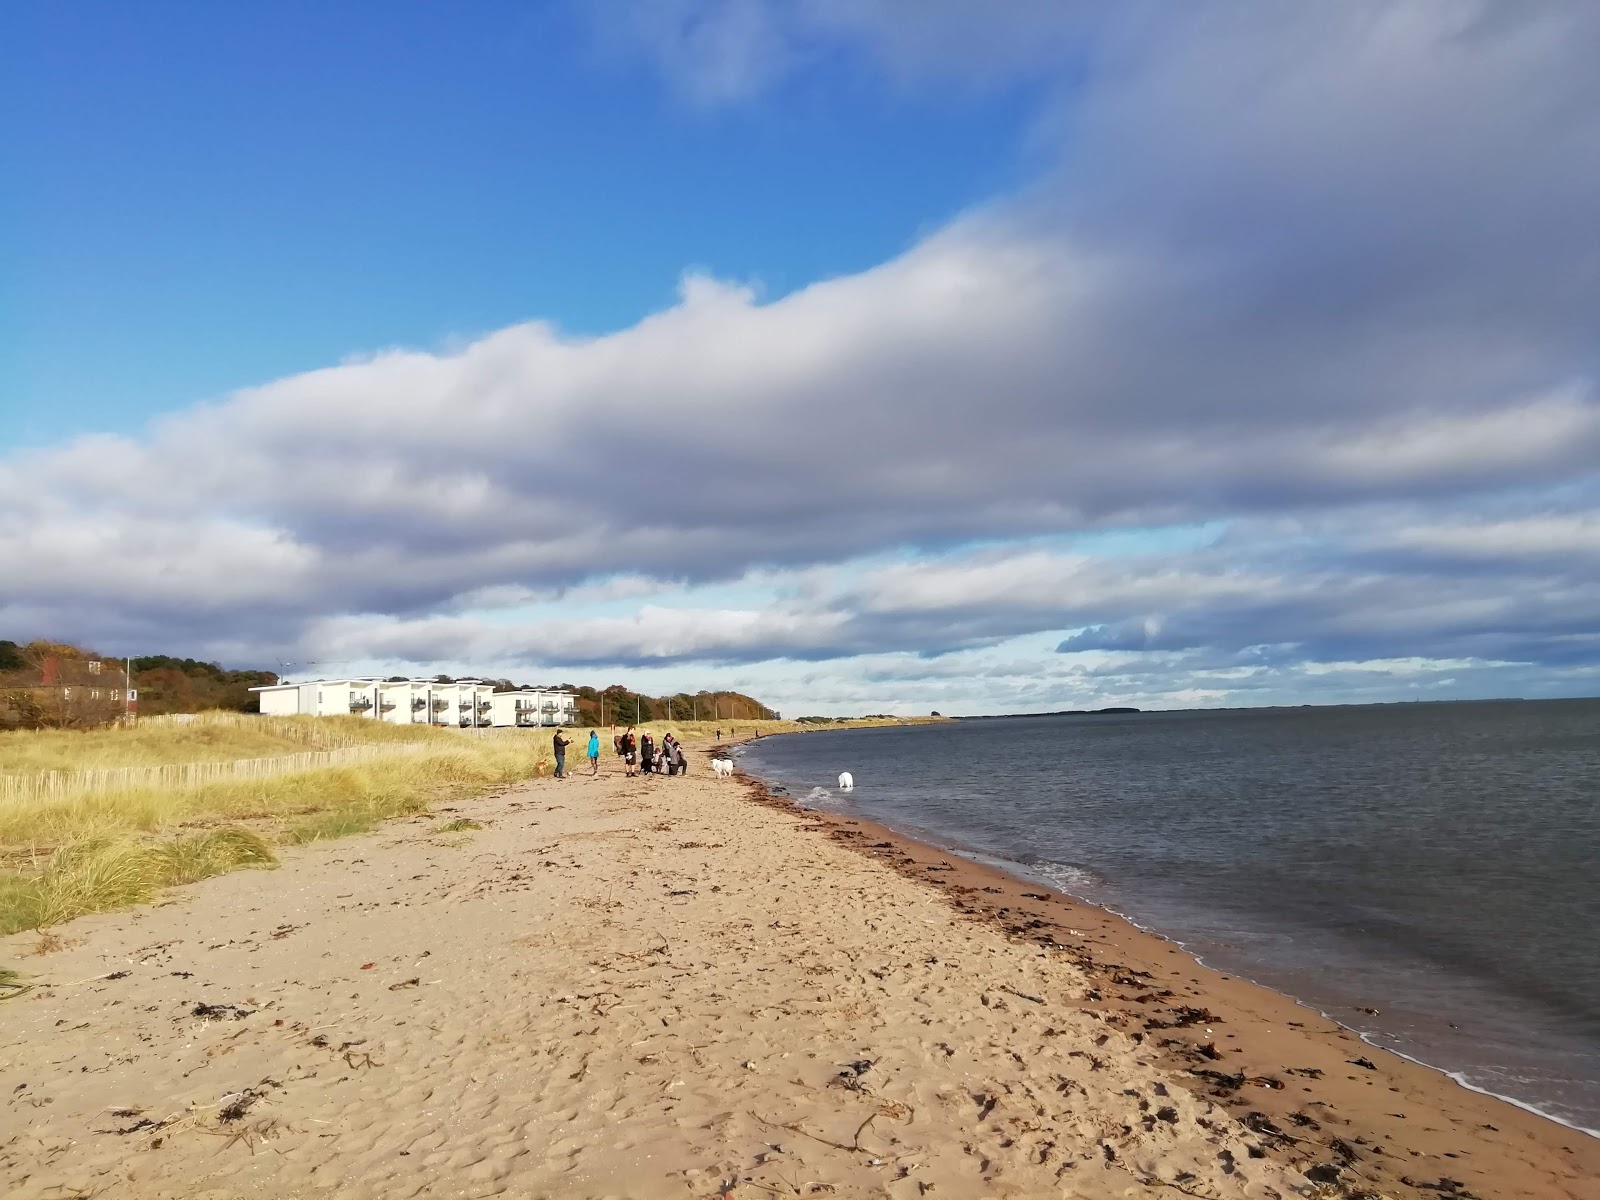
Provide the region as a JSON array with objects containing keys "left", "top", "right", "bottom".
[
  {"left": 0, "top": 737, "right": 1593, "bottom": 1199},
  {"left": 757, "top": 777, "right": 1599, "bottom": 1200}
]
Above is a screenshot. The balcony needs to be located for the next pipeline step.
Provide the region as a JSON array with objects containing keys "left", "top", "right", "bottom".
[{"left": 349, "top": 698, "right": 373, "bottom": 712}]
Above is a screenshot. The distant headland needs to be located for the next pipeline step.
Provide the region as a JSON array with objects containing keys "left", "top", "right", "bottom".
[{"left": 957, "top": 707, "right": 1141, "bottom": 720}]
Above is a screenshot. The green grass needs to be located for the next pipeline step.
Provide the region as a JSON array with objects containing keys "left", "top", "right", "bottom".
[
  {"left": 435, "top": 818, "right": 484, "bottom": 833},
  {"left": 0, "top": 827, "right": 277, "bottom": 935}
]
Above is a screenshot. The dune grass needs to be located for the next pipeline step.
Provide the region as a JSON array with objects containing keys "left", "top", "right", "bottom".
[
  {"left": 0, "top": 712, "right": 446, "bottom": 775},
  {"left": 0, "top": 827, "right": 277, "bottom": 936},
  {"left": 0, "top": 718, "right": 555, "bottom": 935},
  {"left": 0, "top": 713, "right": 939, "bottom": 938}
]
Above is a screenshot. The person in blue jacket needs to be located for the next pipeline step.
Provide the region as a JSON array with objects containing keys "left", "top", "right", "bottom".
[{"left": 587, "top": 729, "right": 601, "bottom": 776}]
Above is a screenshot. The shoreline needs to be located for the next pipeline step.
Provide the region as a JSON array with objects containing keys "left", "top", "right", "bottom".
[
  {"left": 0, "top": 734, "right": 1593, "bottom": 1198},
  {"left": 730, "top": 742, "right": 1599, "bottom": 1200}
]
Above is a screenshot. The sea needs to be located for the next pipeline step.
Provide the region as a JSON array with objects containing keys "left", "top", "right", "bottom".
[{"left": 737, "top": 699, "right": 1600, "bottom": 1136}]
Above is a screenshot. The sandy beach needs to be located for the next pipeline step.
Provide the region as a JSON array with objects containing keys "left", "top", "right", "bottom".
[{"left": 2, "top": 737, "right": 1594, "bottom": 1199}]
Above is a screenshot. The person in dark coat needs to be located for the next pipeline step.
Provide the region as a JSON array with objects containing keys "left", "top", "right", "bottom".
[
  {"left": 640, "top": 733, "right": 655, "bottom": 774},
  {"left": 619, "top": 727, "right": 637, "bottom": 777},
  {"left": 551, "top": 728, "right": 570, "bottom": 779}
]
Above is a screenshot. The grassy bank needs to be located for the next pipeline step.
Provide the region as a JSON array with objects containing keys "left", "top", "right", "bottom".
[
  {"left": 0, "top": 713, "right": 940, "bottom": 938},
  {"left": 0, "top": 715, "right": 554, "bottom": 935},
  {"left": 0, "top": 711, "right": 439, "bottom": 774}
]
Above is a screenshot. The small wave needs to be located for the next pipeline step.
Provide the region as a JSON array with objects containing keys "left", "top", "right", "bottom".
[
  {"left": 1032, "top": 861, "right": 1103, "bottom": 894},
  {"left": 797, "top": 786, "right": 848, "bottom": 809}
]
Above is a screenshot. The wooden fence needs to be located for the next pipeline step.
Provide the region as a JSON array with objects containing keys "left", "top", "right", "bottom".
[{"left": 1, "top": 742, "right": 440, "bottom": 804}]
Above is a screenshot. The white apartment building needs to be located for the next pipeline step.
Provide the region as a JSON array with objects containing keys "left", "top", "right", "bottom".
[
  {"left": 251, "top": 679, "right": 574, "bottom": 728},
  {"left": 488, "top": 689, "right": 580, "bottom": 728}
]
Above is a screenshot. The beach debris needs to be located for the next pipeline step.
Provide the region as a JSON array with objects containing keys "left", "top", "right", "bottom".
[
  {"left": 105, "top": 970, "right": 130, "bottom": 980},
  {"left": 94, "top": 1106, "right": 172, "bottom": 1136},
  {"left": 1001, "top": 985, "right": 1046, "bottom": 1005},
  {"left": 217, "top": 1080, "right": 279, "bottom": 1123},
  {"left": 191, "top": 1002, "right": 253, "bottom": 1021},
  {"left": 360, "top": 962, "right": 375, "bottom": 970},
  {"left": 832, "top": 1059, "right": 876, "bottom": 1093},
  {"left": 1145, "top": 1005, "right": 1217, "bottom": 1030},
  {"left": 1240, "top": 1111, "right": 1301, "bottom": 1148},
  {"left": 1021, "top": 892, "right": 1051, "bottom": 901},
  {"left": 0, "top": 970, "right": 32, "bottom": 1001},
  {"left": 1400, "top": 1177, "right": 1471, "bottom": 1197},
  {"left": 1189, "top": 1068, "right": 1245, "bottom": 1093},
  {"left": 1348, "top": 1056, "right": 1378, "bottom": 1070},
  {"left": 387, "top": 976, "right": 421, "bottom": 991},
  {"left": 1354, "top": 1005, "right": 1380, "bottom": 1015}
]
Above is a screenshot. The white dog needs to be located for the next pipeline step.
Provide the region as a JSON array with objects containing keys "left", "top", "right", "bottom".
[
  {"left": 712, "top": 758, "right": 734, "bottom": 777},
  {"left": 838, "top": 772, "right": 854, "bottom": 790}
]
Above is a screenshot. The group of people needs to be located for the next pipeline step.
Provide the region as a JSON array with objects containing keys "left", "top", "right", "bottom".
[
  {"left": 614, "top": 727, "right": 688, "bottom": 778},
  {"left": 548, "top": 725, "right": 694, "bottom": 779}
]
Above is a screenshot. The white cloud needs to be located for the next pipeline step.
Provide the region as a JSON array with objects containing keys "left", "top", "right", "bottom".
[{"left": 4, "top": 1, "right": 1599, "bottom": 712}]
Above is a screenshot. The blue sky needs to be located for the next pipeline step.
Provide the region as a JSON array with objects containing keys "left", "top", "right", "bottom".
[
  {"left": 4, "top": 2, "right": 1599, "bottom": 714},
  {"left": 3, "top": 1, "right": 1038, "bottom": 445}
]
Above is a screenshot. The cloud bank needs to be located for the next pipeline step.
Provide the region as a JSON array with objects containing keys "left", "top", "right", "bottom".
[{"left": 4, "top": 1, "right": 1598, "bottom": 711}]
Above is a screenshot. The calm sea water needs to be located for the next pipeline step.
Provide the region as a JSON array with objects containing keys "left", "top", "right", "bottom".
[{"left": 738, "top": 700, "right": 1600, "bottom": 1134}]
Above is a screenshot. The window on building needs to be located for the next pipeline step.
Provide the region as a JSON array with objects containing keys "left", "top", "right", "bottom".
[{"left": 88, "top": 660, "right": 102, "bottom": 675}]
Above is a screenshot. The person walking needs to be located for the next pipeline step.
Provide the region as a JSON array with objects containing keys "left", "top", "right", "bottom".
[
  {"left": 587, "top": 729, "right": 601, "bottom": 776},
  {"left": 551, "top": 727, "right": 570, "bottom": 779}
]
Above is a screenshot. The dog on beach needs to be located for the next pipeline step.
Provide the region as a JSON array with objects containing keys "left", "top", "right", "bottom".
[
  {"left": 711, "top": 758, "right": 734, "bottom": 777},
  {"left": 838, "top": 772, "right": 854, "bottom": 790}
]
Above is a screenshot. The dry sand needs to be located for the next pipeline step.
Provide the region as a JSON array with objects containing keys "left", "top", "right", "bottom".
[{"left": 1, "top": 738, "right": 1593, "bottom": 1199}]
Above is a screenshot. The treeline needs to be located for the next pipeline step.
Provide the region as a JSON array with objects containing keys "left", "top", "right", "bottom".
[
  {"left": 0, "top": 640, "right": 279, "bottom": 724},
  {"left": 129, "top": 655, "right": 280, "bottom": 716},
  {"left": 3, "top": 640, "right": 777, "bottom": 728},
  {"left": 422, "top": 677, "right": 776, "bottom": 726},
  {"left": 565, "top": 686, "right": 775, "bottom": 727}
]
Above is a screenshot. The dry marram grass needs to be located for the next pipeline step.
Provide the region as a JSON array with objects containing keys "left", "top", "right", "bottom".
[
  {"left": 0, "top": 713, "right": 941, "bottom": 938},
  {"left": 0, "top": 714, "right": 561, "bottom": 934}
]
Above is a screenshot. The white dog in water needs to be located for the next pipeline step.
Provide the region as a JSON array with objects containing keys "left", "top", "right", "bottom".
[
  {"left": 838, "top": 772, "right": 854, "bottom": 790},
  {"left": 711, "top": 758, "right": 734, "bottom": 777}
]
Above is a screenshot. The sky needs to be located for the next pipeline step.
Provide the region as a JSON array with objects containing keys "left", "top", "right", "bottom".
[{"left": 3, "top": 0, "right": 1599, "bottom": 715}]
